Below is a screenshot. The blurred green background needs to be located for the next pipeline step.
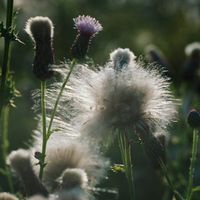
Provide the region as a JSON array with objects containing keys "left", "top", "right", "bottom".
[{"left": 1, "top": 0, "right": 200, "bottom": 200}]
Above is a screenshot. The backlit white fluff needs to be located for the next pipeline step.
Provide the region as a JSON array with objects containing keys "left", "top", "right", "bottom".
[
  {"left": 58, "top": 188, "right": 89, "bottom": 200},
  {"left": 109, "top": 48, "right": 136, "bottom": 70},
  {"left": 0, "top": 193, "right": 18, "bottom": 200},
  {"left": 62, "top": 48, "right": 177, "bottom": 141},
  {"left": 7, "top": 149, "right": 31, "bottom": 175},
  {"left": 32, "top": 136, "right": 109, "bottom": 191}
]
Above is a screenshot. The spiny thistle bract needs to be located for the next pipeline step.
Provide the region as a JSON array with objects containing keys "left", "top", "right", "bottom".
[
  {"left": 60, "top": 48, "right": 177, "bottom": 143},
  {"left": 25, "top": 16, "right": 55, "bottom": 80},
  {"left": 71, "top": 15, "right": 102, "bottom": 59}
]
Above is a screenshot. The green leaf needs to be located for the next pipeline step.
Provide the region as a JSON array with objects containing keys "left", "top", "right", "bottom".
[{"left": 192, "top": 186, "right": 200, "bottom": 192}]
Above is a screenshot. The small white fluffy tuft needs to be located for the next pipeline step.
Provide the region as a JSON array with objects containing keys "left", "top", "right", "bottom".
[
  {"left": 58, "top": 188, "right": 88, "bottom": 200},
  {"left": 0, "top": 193, "right": 18, "bottom": 200},
  {"left": 109, "top": 48, "right": 136, "bottom": 70},
  {"left": 7, "top": 149, "right": 30, "bottom": 174},
  {"left": 27, "top": 195, "right": 48, "bottom": 200},
  {"left": 59, "top": 168, "right": 88, "bottom": 189},
  {"left": 32, "top": 137, "right": 109, "bottom": 191}
]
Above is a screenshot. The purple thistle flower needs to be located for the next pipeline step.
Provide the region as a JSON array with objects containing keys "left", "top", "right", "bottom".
[
  {"left": 74, "top": 15, "right": 102, "bottom": 37},
  {"left": 71, "top": 15, "right": 102, "bottom": 59}
]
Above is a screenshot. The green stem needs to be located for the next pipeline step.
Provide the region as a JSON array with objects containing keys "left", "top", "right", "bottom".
[
  {"left": 186, "top": 129, "right": 199, "bottom": 200},
  {"left": 39, "top": 81, "right": 47, "bottom": 179},
  {"left": 1, "top": 106, "right": 13, "bottom": 192},
  {"left": 39, "top": 60, "right": 76, "bottom": 179},
  {"left": 46, "top": 59, "right": 76, "bottom": 139},
  {"left": 118, "top": 132, "right": 135, "bottom": 200},
  {"left": 0, "top": 0, "right": 14, "bottom": 192},
  {"left": 0, "top": 0, "right": 14, "bottom": 114},
  {"left": 158, "top": 159, "right": 185, "bottom": 200}
]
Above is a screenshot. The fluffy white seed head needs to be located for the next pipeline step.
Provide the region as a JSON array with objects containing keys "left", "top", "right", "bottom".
[
  {"left": 0, "top": 193, "right": 18, "bottom": 200},
  {"left": 109, "top": 48, "right": 136, "bottom": 70},
  {"left": 62, "top": 49, "right": 177, "bottom": 142},
  {"left": 32, "top": 137, "right": 108, "bottom": 191},
  {"left": 7, "top": 149, "right": 31, "bottom": 175},
  {"left": 28, "top": 196, "right": 48, "bottom": 200},
  {"left": 58, "top": 168, "right": 88, "bottom": 189},
  {"left": 25, "top": 16, "right": 54, "bottom": 43},
  {"left": 58, "top": 188, "right": 88, "bottom": 200}
]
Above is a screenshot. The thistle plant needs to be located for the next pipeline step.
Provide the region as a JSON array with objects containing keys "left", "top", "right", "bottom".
[
  {"left": 25, "top": 15, "right": 103, "bottom": 184},
  {"left": 52, "top": 47, "right": 179, "bottom": 200},
  {"left": 0, "top": 0, "right": 20, "bottom": 192},
  {"left": 185, "top": 109, "right": 200, "bottom": 200},
  {"left": 25, "top": 16, "right": 55, "bottom": 180},
  {"left": 2, "top": 4, "right": 200, "bottom": 200}
]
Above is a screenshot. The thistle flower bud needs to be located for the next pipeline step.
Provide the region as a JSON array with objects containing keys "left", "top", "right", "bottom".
[
  {"left": 109, "top": 48, "right": 136, "bottom": 71},
  {"left": 183, "top": 42, "right": 200, "bottom": 82},
  {"left": 59, "top": 168, "right": 88, "bottom": 190},
  {"left": 145, "top": 45, "right": 171, "bottom": 77},
  {"left": 0, "top": 193, "right": 18, "bottom": 200},
  {"left": 7, "top": 149, "right": 48, "bottom": 197},
  {"left": 71, "top": 15, "right": 102, "bottom": 59},
  {"left": 187, "top": 109, "right": 200, "bottom": 128},
  {"left": 25, "top": 16, "right": 55, "bottom": 80}
]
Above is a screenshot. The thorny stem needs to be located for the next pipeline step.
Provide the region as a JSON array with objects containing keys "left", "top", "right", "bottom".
[
  {"left": 186, "top": 129, "right": 199, "bottom": 200},
  {"left": 0, "top": 0, "right": 14, "bottom": 114},
  {"left": 118, "top": 131, "right": 135, "bottom": 200},
  {"left": 39, "top": 81, "right": 47, "bottom": 179},
  {"left": 46, "top": 59, "right": 76, "bottom": 139},
  {"left": 0, "top": 0, "right": 14, "bottom": 192}
]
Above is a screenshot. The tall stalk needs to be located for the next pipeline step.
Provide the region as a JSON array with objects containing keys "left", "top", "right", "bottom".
[
  {"left": 186, "top": 129, "right": 199, "bottom": 200},
  {"left": 39, "top": 60, "right": 76, "bottom": 179},
  {"left": 1, "top": 106, "right": 13, "bottom": 192},
  {"left": 46, "top": 59, "right": 76, "bottom": 139},
  {"left": 118, "top": 131, "right": 135, "bottom": 200},
  {"left": 140, "top": 131, "right": 185, "bottom": 200},
  {"left": 39, "top": 81, "right": 47, "bottom": 179},
  {"left": 0, "top": 0, "right": 14, "bottom": 191},
  {"left": 0, "top": 0, "right": 14, "bottom": 114}
]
